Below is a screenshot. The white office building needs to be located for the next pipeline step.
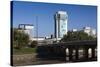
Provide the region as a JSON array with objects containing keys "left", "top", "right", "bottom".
[{"left": 54, "top": 11, "right": 68, "bottom": 40}]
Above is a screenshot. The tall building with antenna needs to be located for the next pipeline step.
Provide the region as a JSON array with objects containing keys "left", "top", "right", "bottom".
[{"left": 54, "top": 11, "right": 68, "bottom": 40}]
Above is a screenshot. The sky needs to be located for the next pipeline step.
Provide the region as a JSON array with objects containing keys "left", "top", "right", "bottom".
[{"left": 12, "top": 1, "right": 97, "bottom": 37}]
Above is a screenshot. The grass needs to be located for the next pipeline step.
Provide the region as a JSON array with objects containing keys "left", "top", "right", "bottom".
[{"left": 13, "top": 47, "right": 37, "bottom": 55}]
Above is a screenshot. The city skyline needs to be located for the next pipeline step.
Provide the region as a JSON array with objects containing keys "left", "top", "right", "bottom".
[{"left": 12, "top": 1, "right": 97, "bottom": 37}]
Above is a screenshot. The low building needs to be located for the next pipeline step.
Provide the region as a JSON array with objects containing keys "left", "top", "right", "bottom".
[
  {"left": 18, "top": 24, "right": 34, "bottom": 40},
  {"left": 72, "top": 29, "right": 77, "bottom": 32},
  {"left": 83, "top": 27, "right": 96, "bottom": 37},
  {"left": 71, "top": 27, "right": 96, "bottom": 38},
  {"left": 30, "top": 37, "right": 61, "bottom": 45}
]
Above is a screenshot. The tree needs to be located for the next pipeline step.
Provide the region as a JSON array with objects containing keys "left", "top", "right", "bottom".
[
  {"left": 61, "top": 31, "right": 96, "bottom": 42},
  {"left": 30, "top": 41, "right": 38, "bottom": 48},
  {"left": 13, "top": 28, "right": 30, "bottom": 49}
]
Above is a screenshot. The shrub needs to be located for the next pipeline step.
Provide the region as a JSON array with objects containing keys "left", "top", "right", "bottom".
[{"left": 30, "top": 41, "right": 38, "bottom": 48}]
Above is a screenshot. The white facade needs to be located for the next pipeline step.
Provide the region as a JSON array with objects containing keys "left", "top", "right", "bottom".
[
  {"left": 91, "top": 29, "right": 96, "bottom": 35},
  {"left": 24, "top": 26, "right": 34, "bottom": 39},
  {"left": 55, "top": 11, "right": 68, "bottom": 39},
  {"left": 25, "top": 25, "right": 34, "bottom": 30},
  {"left": 83, "top": 27, "right": 91, "bottom": 35},
  {"left": 90, "top": 29, "right": 96, "bottom": 37},
  {"left": 83, "top": 27, "right": 96, "bottom": 37},
  {"left": 31, "top": 37, "right": 61, "bottom": 45},
  {"left": 18, "top": 24, "right": 34, "bottom": 39},
  {"left": 31, "top": 37, "right": 45, "bottom": 41},
  {"left": 72, "top": 29, "right": 77, "bottom": 32}
]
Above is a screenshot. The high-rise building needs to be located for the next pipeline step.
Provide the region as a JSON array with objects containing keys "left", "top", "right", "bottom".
[{"left": 54, "top": 11, "right": 68, "bottom": 39}]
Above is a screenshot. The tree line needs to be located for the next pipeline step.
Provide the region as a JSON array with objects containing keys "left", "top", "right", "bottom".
[
  {"left": 61, "top": 31, "right": 96, "bottom": 42},
  {"left": 13, "top": 28, "right": 96, "bottom": 49}
]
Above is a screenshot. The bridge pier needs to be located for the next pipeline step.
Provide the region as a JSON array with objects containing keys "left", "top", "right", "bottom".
[
  {"left": 75, "top": 48, "right": 79, "bottom": 60},
  {"left": 69, "top": 48, "right": 73, "bottom": 61},
  {"left": 84, "top": 47, "right": 89, "bottom": 60},
  {"left": 61, "top": 46, "right": 97, "bottom": 62},
  {"left": 92, "top": 47, "right": 95, "bottom": 58}
]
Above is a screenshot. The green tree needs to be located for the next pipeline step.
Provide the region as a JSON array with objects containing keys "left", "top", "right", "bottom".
[
  {"left": 30, "top": 41, "right": 38, "bottom": 48},
  {"left": 61, "top": 31, "right": 96, "bottom": 42},
  {"left": 13, "top": 28, "right": 30, "bottom": 49}
]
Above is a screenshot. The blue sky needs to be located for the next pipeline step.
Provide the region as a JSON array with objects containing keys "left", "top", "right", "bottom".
[{"left": 12, "top": 1, "right": 97, "bottom": 37}]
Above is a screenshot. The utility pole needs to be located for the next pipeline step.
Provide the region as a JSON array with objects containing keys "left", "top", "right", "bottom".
[{"left": 36, "top": 16, "right": 38, "bottom": 43}]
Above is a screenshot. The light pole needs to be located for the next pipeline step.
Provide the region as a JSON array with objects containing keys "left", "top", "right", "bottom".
[{"left": 36, "top": 16, "right": 38, "bottom": 43}]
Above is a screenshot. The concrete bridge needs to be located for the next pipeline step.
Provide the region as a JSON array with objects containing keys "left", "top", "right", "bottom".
[{"left": 36, "top": 40, "right": 97, "bottom": 62}]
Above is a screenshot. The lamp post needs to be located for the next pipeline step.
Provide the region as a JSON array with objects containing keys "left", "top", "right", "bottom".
[{"left": 36, "top": 16, "right": 38, "bottom": 43}]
